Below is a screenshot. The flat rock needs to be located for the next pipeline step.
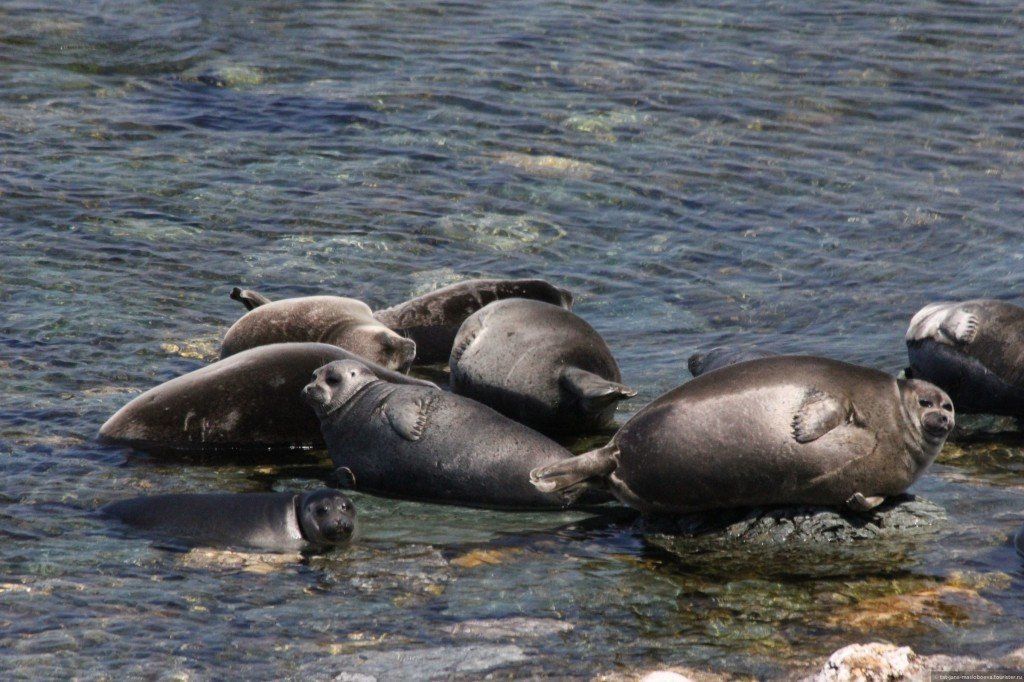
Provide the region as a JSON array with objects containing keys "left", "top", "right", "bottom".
[
  {"left": 301, "top": 644, "right": 527, "bottom": 680},
  {"left": 641, "top": 495, "right": 946, "bottom": 546},
  {"left": 447, "top": 617, "right": 573, "bottom": 640}
]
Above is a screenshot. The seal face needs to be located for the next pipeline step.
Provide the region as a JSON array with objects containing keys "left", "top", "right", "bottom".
[
  {"left": 372, "top": 278, "right": 573, "bottom": 365},
  {"left": 101, "top": 489, "right": 356, "bottom": 552},
  {"left": 98, "top": 342, "right": 436, "bottom": 453},
  {"left": 221, "top": 295, "right": 416, "bottom": 372},
  {"left": 906, "top": 299, "right": 1024, "bottom": 415},
  {"left": 449, "top": 298, "right": 635, "bottom": 436},
  {"left": 531, "top": 356, "right": 953, "bottom": 515},
  {"left": 303, "top": 359, "right": 590, "bottom": 509}
]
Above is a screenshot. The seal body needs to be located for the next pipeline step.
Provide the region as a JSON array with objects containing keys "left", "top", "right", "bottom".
[
  {"left": 304, "top": 360, "right": 586, "bottom": 509},
  {"left": 906, "top": 299, "right": 1024, "bottom": 415},
  {"left": 450, "top": 299, "right": 634, "bottom": 436},
  {"left": 221, "top": 295, "right": 416, "bottom": 372},
  {"left": 373, "top": 278, "right": 573, "bottom": 364},
  {"left": 531, "top": 356, "right": 954, "bottom": 515},
  {"left": 687, "top": 346, "right": 778, "bottom": 377},
  {"left": 101, "top": 489, "right": 355, "bottom": 551},
  {"left": 99, "top": 343, "right": 435, "bottom": 452}
]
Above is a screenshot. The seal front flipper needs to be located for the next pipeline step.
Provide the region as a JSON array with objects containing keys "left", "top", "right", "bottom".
[
  {"left": 529, "top": 443, "right": 617, "bottom": 503},
  {"left": 560, "top": 367, "right": 637, "bottom": 413},
  {"left": 845, "top": 492, "right": 885, "bottom": 512},
  {"left": 939, "top": 309, "right": 979, "bottom": 345},
  {"left": 791, "top": 389, "right": 854, "bottom": 443},
  {"left": 230, "top": 287, "right": 272, "bottom": 311},
  {"left": 384, "top": 393, "right": 437, "bottom": 442}
]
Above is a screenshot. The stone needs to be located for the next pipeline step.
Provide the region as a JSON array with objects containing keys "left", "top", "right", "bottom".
[{"left": 808, "top": 643, "right": 923, "bottom": 681}]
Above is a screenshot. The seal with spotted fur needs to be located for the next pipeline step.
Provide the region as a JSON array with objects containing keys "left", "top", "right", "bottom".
[
  {"left": 450, "top": 298, "right": 635, "bottom": 436},
  {"left": 303, "top": 359, "right": 587, "bottom": 509},
  {"left": 221, "top": 294, "right": 416, "bottom": 372},
  {"left": 531, "top": 356, "right": 953, "bottom": 515},
  {"left": 906, "top": 299, "right": 1024, "bottom": 416},
  {"left": 102, "top": 489, "right": 355, "bottom": 552}
]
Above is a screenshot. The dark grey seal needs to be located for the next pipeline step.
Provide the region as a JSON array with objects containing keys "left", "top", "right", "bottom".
[
  {"left": 531, "top": 356, "right": 954, "bottom": 515},
  {"left": 687, "top": 346, "right": 778, "bottom": 377},
  {"left": 373, "top": 278, "right": 574, "bottom": 364},
  {"left": 303, "top": 359, "right": 589, "bottom": 509},
  {"left": 102, "top": 489, "right": 355, "bottom": 551},
  {"left": 99, "top": 343, "right": 435, "bottom": 452},
  {"left": 906, "top": 299, "right": 1024, "bottom": 416},
  {"left": 449, "top": 298, "right": 635, "bottom": 436},
  {"left": 221, "top": 294, "right": 416, "bottom": 372}
]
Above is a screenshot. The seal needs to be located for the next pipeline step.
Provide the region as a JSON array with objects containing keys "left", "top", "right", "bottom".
[
  {"left": 530, "top": 356, "right": 954, "bottom": 515},
  {"left": 687, "top": 346, "right": 778, "bottom": 377},
  {"left": 906, "top": 299, "right": 1024, "bottom": 415},
  {"left": 102, "top": 489, "right": 355, "bottom": 551},
  {"left": 221, "top": 294, "right": 416, "bottom": 372},
  {"left": 303, "top": 359, "right": 592, "bottom": 509},
  {"left": 99, "top": 342, "right": 436, "bottom": 452},
  {"left": 450, "top": 298, "right": 635, "bottom": 436},
  {"left": 373, "top": 278, "right": 574, "bottom": 364}
]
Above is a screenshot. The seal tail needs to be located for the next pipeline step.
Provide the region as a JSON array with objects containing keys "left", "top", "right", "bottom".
[
  {"left": 230, "top": 287, "right": 271, "bottom": 311},
  {"left": 529, "top": 443, "right": 618, "bottom": 503}
]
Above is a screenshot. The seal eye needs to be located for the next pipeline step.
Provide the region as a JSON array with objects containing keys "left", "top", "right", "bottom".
[
  {"left": 315, "top": 506, "right": 327, "bottom": 517},
  {"left": 326, "top": 375, "right": 341, "bottom": 386},
  {"left": 918, "top": 399, "right": 933, "bottom": 408}
]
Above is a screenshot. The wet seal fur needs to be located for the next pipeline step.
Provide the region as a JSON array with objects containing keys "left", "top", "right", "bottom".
[
  {"left": 99, "top": 342, "right": 436, "bottom": 453},
  {"left": 450, "top": 298, "right": 635, "bottom": 436},
  {"left": 531, "top": 356, "right": 954, "bottom": 515},
  {"left": 102, "top": 489, "right": 355, "bottom": 552},
  {"left": 222, "top": 293, "right": 415, "bottom": 372},
  {"left": 303, "top": 359, "right": 592, "bottom": 509},
  {"left": 373, "top": 278, "right": 573, "bottom": 364},
  {"left": 906, "top": 299, "right": 1024, "bottom": 416}
]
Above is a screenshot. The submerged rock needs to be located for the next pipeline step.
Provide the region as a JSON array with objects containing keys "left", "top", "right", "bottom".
[
  {"left": 447, "top": 617, "right": 573, "bottom": 640},
  {"left": 642, "top": 495, "right": 946, "bottom": 545},
  {"left": 948, "top": 413, "right": 1023, "bottom": 442}
]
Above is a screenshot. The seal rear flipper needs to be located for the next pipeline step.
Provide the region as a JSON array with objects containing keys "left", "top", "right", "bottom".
[
  {"left": 791, "top": 388, "right": 851, "bottom": 443},
  {"left": 845, "top": 492, "right": 886, "bottom": 512},
  {"left": 939, "top": 309, "right": 979, "bottom": 345},
  {"left": 687, "top": 346, "right": 777, "bottom": 377},
  {"left": 385, "top": 393, "right": 437, "bottom": 442},
  {"left": 529, "top": 445, "right": 618, "bottom": 502},
  {"left": 230, "top": 287, "right": 272, "bottom": 311},
  {"left": 560, "top": 367, "right": 637, "bottom": 413}
]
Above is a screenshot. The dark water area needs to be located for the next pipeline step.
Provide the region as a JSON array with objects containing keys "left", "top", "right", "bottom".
[{"left": 3, "top": 0, "right": 1024, "bottom": 678}]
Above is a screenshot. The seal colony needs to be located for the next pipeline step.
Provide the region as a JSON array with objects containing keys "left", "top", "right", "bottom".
[{"left": 96, "top": 281, "right": 1019, "bottom": 554}]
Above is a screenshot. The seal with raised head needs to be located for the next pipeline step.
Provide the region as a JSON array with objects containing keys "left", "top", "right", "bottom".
[
  {"left": 303, "top": 359, "right": 590, "bottom": 509},
  {"left": 102, "top": 489, "right": 355, "bottom": 551},
  {"left": 531, "top": 356, "right": 954, "bottom": 515},
  {"left": 221, "top": 294, "right": 416, "bottom": 372},
  {"left": 906, "top": 299, "right": 1024, "bottom": 415},
  {"left": 99, "top": 342, "right": 436, "bottom": 452},
  {"left": 450, "top": 298, "right": 635, "bottom": 436},
  {"left": 687, "top": 346, "right": 778, "bottom": 377},
  {"left": 373, "top": 278, "right": 574, "bottom": 364}
]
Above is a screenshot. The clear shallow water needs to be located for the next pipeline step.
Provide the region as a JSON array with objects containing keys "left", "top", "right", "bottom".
[{"left": 3, "top": 0, "right": 1024, "bottom": 677}]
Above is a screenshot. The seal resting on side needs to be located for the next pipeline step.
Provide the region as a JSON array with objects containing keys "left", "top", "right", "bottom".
[
  {"left": 450, "top": 298, "right": 635, "bottom": 436},
  {"left": 99, "top": 343, "right": 435, "bottom": 452},
  {"left": 906, "top": 299, "right": 1024, "bottom": 416},
  {"left": 102, "top": 489, "right": 355, "bottom": 551},
  {"left": 531, "top": 356, "right": 954, "bottom": 515},
  {"left": 373, "top": 278, "right": 573, "bottom": 364},
  {"left": 221, "top": 293, "right": 416, "bottom": 372},
  {"left": 303, "top": 359, "right": 591, "bottom": 509}
]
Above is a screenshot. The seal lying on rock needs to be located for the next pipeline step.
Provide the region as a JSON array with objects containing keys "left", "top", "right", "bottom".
[
  {"left": 373, "top": 278, "right": 573, "bottom": 364},
  {"left": 906, "top": 299, "right": 1024, "bottom": 416},
  {"left": 303, "top": 359, "right": 591, "bottom": 509},
  {"left": 450, "top": 299, "right": 635, "bottom": 436},
  {"left": 531, "top": 356, "right": 954, "bottom": 515},
  {"left": 99, "top": 343, "right": 435, "bottom": 452},
  {"left": 687, "top": 346, "right": 778, "bottom": 377},
  {"left": 221, "top": 293, "right": 416, "bottom": 371},
  {"left": 102, "top": 489, "right": 355, "bottom": 551}
]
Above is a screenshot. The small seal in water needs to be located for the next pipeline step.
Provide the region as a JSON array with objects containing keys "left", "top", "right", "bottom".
[
  {"left": 531, "top": 356, "right": 954, "bottom": 515},
  {"left": 101, "top": 489, "right": 356, "bottom": 552}
]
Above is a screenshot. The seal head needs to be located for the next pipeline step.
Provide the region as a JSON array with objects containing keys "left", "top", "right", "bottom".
[
  {"left": 302, "top": 360, "right": 380, "bottom": 417},
  {"left": 296, "top": 489, "right": 356, "bottom": 548},
  {"left": 899, "top": 378, "right": 954, "bottom": 454}
]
